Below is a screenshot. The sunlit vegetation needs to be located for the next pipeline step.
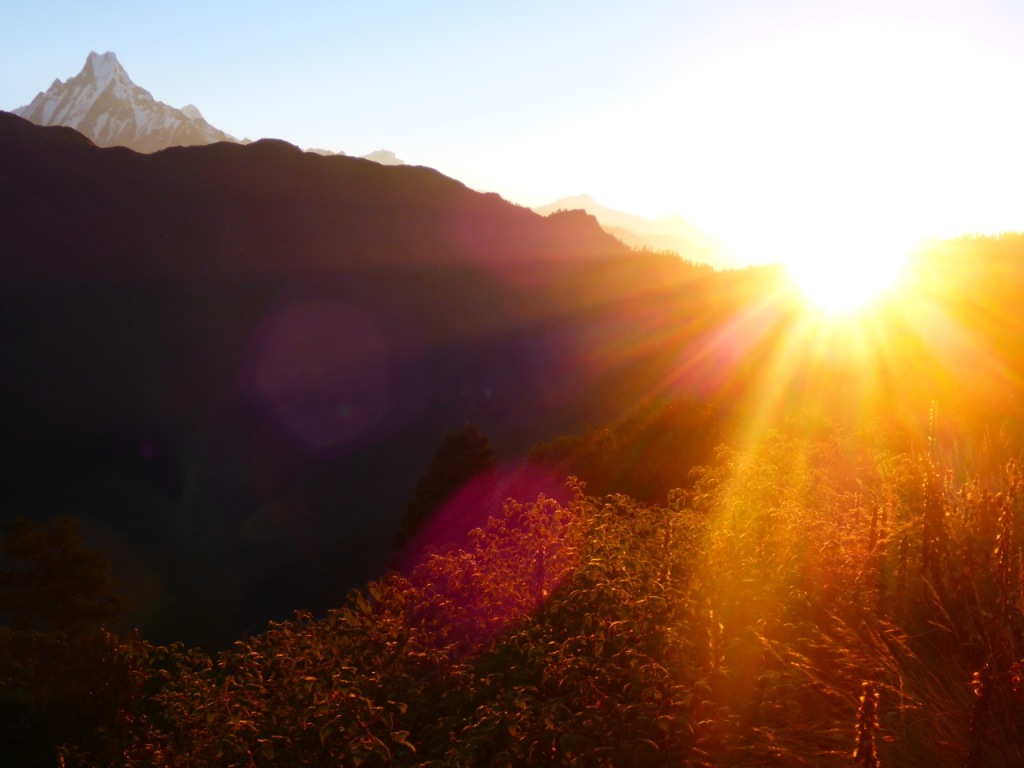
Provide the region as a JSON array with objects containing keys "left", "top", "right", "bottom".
[
  {"left": 6, "top": 234, "right": 1024, "bottom": 766},
  {"left": 3, "top": 419, "right": 1022, "bottom": 767}
]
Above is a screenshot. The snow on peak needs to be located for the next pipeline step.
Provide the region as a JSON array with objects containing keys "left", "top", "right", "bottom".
[
  {"left": 85, "top": 51, "right": 124, "bottom": 89},
  {"left": 87, "top": 50, "right": 118, "bottom": 70},
  {"left": 13, "top": 52, "right": 236, "bottom": 153}
]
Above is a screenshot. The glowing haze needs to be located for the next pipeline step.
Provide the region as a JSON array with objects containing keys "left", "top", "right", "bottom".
[{"left": 4, "top": 1, "right": 1024, "bottom": 266}]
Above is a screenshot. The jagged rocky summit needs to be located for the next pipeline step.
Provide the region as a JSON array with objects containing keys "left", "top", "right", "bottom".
[
  {"left": 13, "top": 51, "right": 235, "bottom": 153},
  {"left": 12, "top": 51, "right": 405, "bottom": 163}
]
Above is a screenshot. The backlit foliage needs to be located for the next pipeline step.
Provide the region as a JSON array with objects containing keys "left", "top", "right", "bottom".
[{"left": 29, "top": 419, "right": 1024, "bottom": 767}]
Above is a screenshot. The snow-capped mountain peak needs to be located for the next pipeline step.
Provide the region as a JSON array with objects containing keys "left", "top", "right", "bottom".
[
  {"left": 85, "top": 50, "right": 124, "bottom": 89},
  {"left": 13, "top": 51, "right": 235, "bottom": 153},
  {"left": 12, "top": 52, "right": 405, "bottom": 163}
]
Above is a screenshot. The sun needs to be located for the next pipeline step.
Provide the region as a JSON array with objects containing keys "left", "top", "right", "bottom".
[{"left": 783, "top": 245, "right": 908, "bottom": 315}]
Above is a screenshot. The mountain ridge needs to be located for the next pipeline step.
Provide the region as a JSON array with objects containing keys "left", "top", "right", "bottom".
[
  {"left": 0, "top": 110, "right": 628, "bottom": 290},
  {"left": 535, "top": 193, "right": 734, "bottom": 269}
]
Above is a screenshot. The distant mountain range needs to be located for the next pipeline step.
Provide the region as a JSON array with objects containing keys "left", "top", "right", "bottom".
[
  {"left": 13, "top": 51, "right": 402, "bottom": 163},
  {"left": 534, "top": 194, "right": 735, "bottom": 270}
]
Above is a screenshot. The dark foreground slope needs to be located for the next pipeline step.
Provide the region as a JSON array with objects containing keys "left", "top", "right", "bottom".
[{"left": 0, "top": 112, "right": 729, "bottom": 645}]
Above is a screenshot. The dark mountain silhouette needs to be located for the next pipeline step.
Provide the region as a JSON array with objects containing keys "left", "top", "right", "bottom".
[
  {"left": 534, "top": 193, "right": 734, "bottom": 269},
  {"left": 0, "top": 111, "right": 722, "bottom": 646}
]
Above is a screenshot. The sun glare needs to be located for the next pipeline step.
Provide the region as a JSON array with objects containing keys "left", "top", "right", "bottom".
[{"left": 784, "top": 248, "right": 907, "bottom": 314}]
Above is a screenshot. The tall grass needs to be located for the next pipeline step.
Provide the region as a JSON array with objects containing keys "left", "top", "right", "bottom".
[{"left": 32, "top": 422, "right": 1024, "bottom": 766}]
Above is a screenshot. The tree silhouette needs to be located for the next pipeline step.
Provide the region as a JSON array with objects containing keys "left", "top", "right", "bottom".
[
  {"left": 0, "top": 517, "right": 128, "bottom": 632},
  {"left": 0, "top": 518, "right": 131, "bottom": 767},
  {"left": 393, "top": 424, "right": 497, "bottom": 551}
]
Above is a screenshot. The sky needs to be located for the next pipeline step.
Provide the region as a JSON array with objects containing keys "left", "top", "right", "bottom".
[{"left": 4, "top": 0, "right": 1024, "bottom": 264}]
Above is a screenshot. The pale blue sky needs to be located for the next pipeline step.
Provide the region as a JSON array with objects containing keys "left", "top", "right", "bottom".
[{"left": 4, "top": 1, "right": 1024, "bottom": 262}]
